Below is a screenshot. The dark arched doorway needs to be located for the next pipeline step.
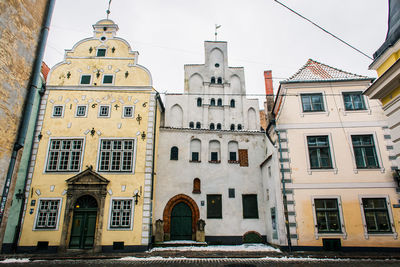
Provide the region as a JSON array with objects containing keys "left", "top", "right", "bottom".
[
  {"left": 170, "top": 202, "right": 192, "bottom": 240},
  {"left": 69, "top": 195, "right": 98, "bottom": 249}
]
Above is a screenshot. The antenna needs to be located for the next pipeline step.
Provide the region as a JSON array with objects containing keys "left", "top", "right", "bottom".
[
  {"left": 106, "top": 0, "right": 112, "bottom": 19},
  {"left": 215, "top": 24, "right": 221, "bottom": 41}
]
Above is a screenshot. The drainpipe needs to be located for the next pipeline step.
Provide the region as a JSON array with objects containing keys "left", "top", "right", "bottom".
[{"left": 0, "top": 0, "right": 55, "bottom": 234}]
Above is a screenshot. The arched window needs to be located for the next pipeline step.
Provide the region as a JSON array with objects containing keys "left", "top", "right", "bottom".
[
  {"left": 228, "top": 141, "right": 239, "bottom": 162},
  {"left": 196, "top": 122, "right": 201, "bottom": 129},
  {"left": 211, "top": 77, "right": 216, "bottom": 83},
  {"left": 230, "top": 124, "right": 235, "bottom": 131},
  {"left": 190, "top": 139, "right": 201, "bottom": 162},
  {"left": 170, "top": 146, "right": 178, "bottom": 160},
  {"left": 230, "top": 99, "right": 235, "bottom": 108},
  {"left": 216, "top": 123, "right": 221, "bottom": 130},
  {"left": 189, "top": 121, "right": 194, "bottom": 128},
  {"left": 210, "top": 98, "right": 215, "bottom": 106},
  {"left": 209, "top": 140, "right": 221, "bottom": 163},
  {"left": 238, "top": 124, "right": 242, "bottom": 130},
  {"left": 217, "top": 98, "right": 222, "bottom": 106},
  {"left": 197, "top": 98, "right": 202, "bottom": 107},
  {"left": 193, "top": 178, "right": 201, "bottom": 194},
  {"left": 217, "top": 77, "right": 222, "bottom": 84},
  {"left": 210, "top": 123, "right": 215, "bottom": 130}
]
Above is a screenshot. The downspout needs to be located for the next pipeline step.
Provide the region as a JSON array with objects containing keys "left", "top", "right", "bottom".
[{"left": 0, "top": 0, "right": 55, "bottom": 235}]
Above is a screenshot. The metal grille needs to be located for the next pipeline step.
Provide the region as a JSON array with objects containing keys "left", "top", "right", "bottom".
[
  {"left": 99, "top": 140, "right": 134, "bottom": 172},
  {"left": 36, "top": 200, "right": 60, "bottom": 229},
  {"left": 76, "top": 105, "right": 86, "bottom": 116},
  {"left": 111, "top": 200, "right": 132, "bottom": 228},
  {"left": 123, "top": 106, "right": 133, "bottom": 117},
  {"left": 47, "top": 139, "right": 83, "bottom": 172},
  {"left": 99, "top": 106, "right": 110, "bottom": 117},
  {"left": 53, "top": 106, "right": 63, "bottom": 117}
]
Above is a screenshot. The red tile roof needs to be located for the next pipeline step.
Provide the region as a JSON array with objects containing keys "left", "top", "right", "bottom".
[{"left": 41, "top": 62, "right": 50, "bottom": 81}]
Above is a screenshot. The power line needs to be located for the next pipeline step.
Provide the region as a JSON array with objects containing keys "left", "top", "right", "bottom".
[{"left": 273, "top": 0, "right": 374, "bottom": 60}]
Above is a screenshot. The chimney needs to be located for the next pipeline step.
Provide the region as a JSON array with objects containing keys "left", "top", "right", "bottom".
[{"left": 264, "top": 70, "right": 274, "bottom": 113}]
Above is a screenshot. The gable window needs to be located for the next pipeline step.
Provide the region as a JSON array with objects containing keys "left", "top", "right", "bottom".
[
  {"left": 197, "top": 98, "right": 202, "bottom": 107},
  {"left": 98, "top": 139, "right": 135, "bottom": 172},
  {"left": 217, "top": 98, "right": 222, "bottom": 106},
  {"left": 170, "top": 146, "right": 178, "bottom": 160},
  {"left": 52, "top": 105, "right": 63, "bottom": 117},
  {"left": 80, "top": 75, "right": 91, "bottom": 85},
  {"left": 123, "top": 106, "right": 134, "bottom": 118},
  {"left": 307, "top": 136, "right": 332, "bottom": 169},
  {"left": 210, "top": 123, "right": 215, "bottom": 130},
  {"left": 35, "top": 199, "right": 61, "bottom": 229},
  {"left": 351, "top": 135, "right": 379, "bottom": 169},
  {"left": 343, "top": 92, "right": 366, "bottom": 111},
  {"left": 196, "top": 122, "right": 201, "bottom": 129},
  {"left": 314, "top": 199, "right": 341, "bottom": 233},
  {"left": 76, "top": 105, "right": 87, "bottom": 117},
  {"left": 207, "top": 194, "right": 222, "bottom": 218},
  {"left": 216, "top": 123, "right": 221, "bottom": 130},
  {"left": 217, "top": 77, "right": 222, "bottom": 84},
  {"left": 46, "top": 139, "right": 83, "bottom": 172},
  {"left": 190, "top": 139, "right": 201, "bottom": 162},
  {"left": 110, "top": 199, "right": 133, "bottom": 229},
  {"left": 211, "top": 77, "right": 216, "bottom": 83},
  {"left": 103, "top": 75, "right": 114, "bottom": 84},
  {"left": 189, "top": 122, "right": 194, "bottom": 128},
  {"left": 301, "top": 93, "right": 324, "bottom": 112},
  {"left": 209, "top": 140, "right": 221, "bottom": 163},
  {"left": 98, "top": 105, "right": 110, "bottom": 117},
  {"left": 230, "top": 124, "right": 235, "bottom": 131},
  {"left": 210, "top": 98, "right": 215, "bottom": 106},
  {"left": 242, "top": 194, "right": 259, "bottom": 219},
  {"left": 230, "top": 99, "right": 235, "bottom": 108},
  {"left": 96, "top": 48, "right": 106, "bottom": 57},
  {"left": 237, "top": 124, "right": 242, "bottom": 130}
]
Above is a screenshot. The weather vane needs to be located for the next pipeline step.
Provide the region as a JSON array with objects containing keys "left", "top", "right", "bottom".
[
  {"left": 106, "top": 0, "right": 112, "bottom": 19},
  {"left": 215, "top": 24, "right": 221, "bottom": 41}
]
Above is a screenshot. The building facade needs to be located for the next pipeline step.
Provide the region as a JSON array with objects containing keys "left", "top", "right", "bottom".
[
  {"left": 267, "top": 59, "right": 400, "bottom": 250},
  {"left": 154, "top": 41, "right": 268, "bottom": 244},
  {"left": 17, "top": 19, "right": 162, "bottom": 253}
]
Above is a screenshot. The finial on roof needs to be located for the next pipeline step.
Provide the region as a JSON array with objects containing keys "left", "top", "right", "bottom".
[
  {"left": 215, "top": 24, "right": 221, "bottom": 41},
  {"left": 106, "top": 0, "right": 112, "bottom": 19}
]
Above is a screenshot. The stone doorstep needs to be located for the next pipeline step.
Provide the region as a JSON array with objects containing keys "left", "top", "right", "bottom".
[{"left": 152, "top": 241, "right": 207, "bottom": 247}]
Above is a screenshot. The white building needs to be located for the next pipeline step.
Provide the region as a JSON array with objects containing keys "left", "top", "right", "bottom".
[{"left": 154, "top": 41, "right": 268, "bottom": 244}]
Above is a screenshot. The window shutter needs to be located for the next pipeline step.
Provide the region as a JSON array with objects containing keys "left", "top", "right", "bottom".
[{"left": 239, "top": 149, "right": 248, "bottom": 167}]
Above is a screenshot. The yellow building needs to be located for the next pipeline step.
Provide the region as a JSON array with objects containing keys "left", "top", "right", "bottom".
[{"left": 17, "top": 19, "right": 163, "bottom": 253}]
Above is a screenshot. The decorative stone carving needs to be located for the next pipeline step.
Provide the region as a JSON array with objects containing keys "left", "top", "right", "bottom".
[
  {"left": 154, "top": 219, "right": 164, "bottom": 243},
  {"left": 196, "top": 219, "right": 206, "bottom": 242}
]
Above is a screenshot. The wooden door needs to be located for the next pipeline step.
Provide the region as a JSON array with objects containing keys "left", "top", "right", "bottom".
[{"left": 170, "top": 202, "right": 192, "bottom": 240}]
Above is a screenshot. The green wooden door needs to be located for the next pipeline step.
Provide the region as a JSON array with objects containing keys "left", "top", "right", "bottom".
[
  {"left": 170, "top": 202, "right": 192, "bottom": 240},
  {"left": 69, "top": 211, "right": 97, "bottom": 249}
]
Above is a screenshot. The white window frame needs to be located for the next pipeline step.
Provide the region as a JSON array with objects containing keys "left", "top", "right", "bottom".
[
  {"left": 102, "top": 74, "right": 114, "bottom": 85},
  {"left": 52, "top": 105, "right": 64, "bottom": 118},
  {"left": 79, "top": 74, "right": 92, "bottom": 85},
  {"left": 44, "top": 138, "right": 85, "bottom": 173},
  {"left": 75, "top": 104, "right": 88, "bottom": 118},
  {"left": 303, "top": 133, "right": 337, "bottom": 175},
  {"left": 340, "top": 90, "right": 371, "bottom": 116},
  {"left": 33, "top": 197, "right": 63, "bottom": 231},
  {"left": 298, "top": 91, "right": 329, "bottom": 117},
  {"left": 96, "top": 137, "right": 137, "bottom": 174},
  {"left": 311, "top": 196, "right": 347, "bottom": 240},
  {"left": 107, "top": 197, "right": 135, "bottom": 230},
  {"left": 358, "top": 195, "right": 397, "bottom": 240},
  {"left": 122, "top": 105, "right": 135, "bottom": 119},
  {"left": 96, "top": 47, "right": 107, "bottom": 57},
  {"left": 98, "top": 105, "right": 111, "bottom": 118},
  {"left": 347, "top": 131, "right": 384, "bottom": 174}
]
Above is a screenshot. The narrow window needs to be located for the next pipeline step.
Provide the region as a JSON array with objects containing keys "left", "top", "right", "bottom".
[
  {"left": 207, "top": 194, "right": 222, "bottom": 218},
  {"left": 76, "top": 105, "right": 87, "bottom": 117},
  {"left": 314, "top": 199, "right": 341, "bottom": 233},
  {"left": 196, "top": 122, "right": 201, "bottom": 129},
  {"left": 209, "top": 140, "right": 220, "bottom": 163},
  {"left": 217, "top": 77, "right": 222, "bottom": 84},
  {"left": 35, "top": 199, "right": 61, "bottom": 229},
  {"left": 230, "top": 124, "right": 235, "bottom": 131},
  {"left": 190, "top": 139, "right": 201, "bottom": 162},
  {"left": 211, "top": 77, "right": 216, "bottom": 83},
  {"left": 193, "top": 178, "right": 201, "bottom": 194},
  {"left": 210, "top": 123, "right": 215, "bottom": 130},
  {"left": 217, "top": 98, "right": 222, "bottom": 106},
  {"left": 230, "top": 99, "right": 235, "bottom": 108},
  {"left": 242, "top": 194, "right": 259, "bottom": 219},
  {"left": 99, "top": 105, "right": 110, "bottom": 117},
  {"left": 110, "top": 199, "right": 133, "bottom": 228},
  {"left": 97, "top": 48, "right": 106, "bottom": 57},
  {"left": 52, "top": 106, "right": 63, "bottom": 117},
  {"left": 98, "top": 139, "right": 135, "bottom": 172},
  {"left": 189, "top": 122, "right": 194, "bottom": 128},
  {"left": 103, "top": 75, "right": 113, "bottom": 84},
  {"left": 237, "top": 124, "right": 242, "bottom": 130},
  {"left": 301, "top": 93, "right": 325, "bottom": 112},
  {"left": 210, "top": 98, "right": 216, "bottom": 106},
  {"left": 80, "top": 75, "right": 91, "bottom": 85},
  {"left": 343, "top": 92, "right": 366, "bottom": 111},
  {"left": 123, "top": 106, "right": 134, "bottom": 118},
  {"left": 362, "top": 198, "right": 391, "bottom": 233},
  {"left": 351, "top": 135, "right": 379, "bottom": 169},
  {"left": 170, "top": 146, "right": 178, "bottom": 160},
  {"left": 307, "top": 136, "right": 332, "bottom": 169},
  {"left": 46, "top": 139, "right": 83, "bottom": 172},
  {"left": 216, "top": 123, "right": 221, "bottom": 130},
  {"left": 239, "top": 149, "right": 249, "bottom": 167},
  {"left": 228, "top": 188, "right": 235, "bottom": 198},
  {"left": 211, "top": 152, "right": 218, "bottom": 161},
  {"left": 197, "top": 98, "right": 202, "bottom": 107},
  {"left": 228, "top": 141, "right": 238, "bottom": 162}
]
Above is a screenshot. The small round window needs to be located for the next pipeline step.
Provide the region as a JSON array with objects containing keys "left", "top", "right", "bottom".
[
  {"left": 101, "top": 36, "right": 106, "bottom": 41},
  {"left": 215, "top": 63, "right": 220, "bottom": 68}
]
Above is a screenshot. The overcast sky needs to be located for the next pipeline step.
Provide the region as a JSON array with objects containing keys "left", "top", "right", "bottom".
[{"left": 44, "top": 0, "right": 388, "bottom": 105}]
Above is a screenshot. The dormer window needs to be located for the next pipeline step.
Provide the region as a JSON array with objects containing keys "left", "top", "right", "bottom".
[
  {"left": 211, "top": 77, "right": 216, "bottom": 83},
  {"left": 96, "top": 48, "right": 106, "bottom": 57},
  {"left": 217, "top": 77, "right": 222, "bottom": 84}
]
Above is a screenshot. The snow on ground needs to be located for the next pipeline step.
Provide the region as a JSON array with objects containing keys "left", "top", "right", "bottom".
[
  {"left": 149, "top": 244, "right": 281, "bottom": 252},
  {"left": 118, "top": 256, "right": 354, "bottom": 262},
  {"left": 161, "top": 240, "right": 205, "bottom": 244},
  {"left": 0, "top": 258, "right": 30, "bottom": 264}
]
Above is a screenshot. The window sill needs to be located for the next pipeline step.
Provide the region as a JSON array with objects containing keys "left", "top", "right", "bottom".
[
  {"left": 192, "top": 191, "right": 201, "bottom": 194},
  {"left": 189, "top": 160, "right": 201, "bottom": 163},
  {"left": 307, "top": 168, "right": 337, "bottom": 175},
  {"left": 228, "top": 160, "right": 239, "bottom": 164},
  {"left": 209, "top": 160, "right": 221, "bottom": 164},
  {"left": 207, "top": 217, "right": 222, "bottom": 219},
  {"left": 314, "top": 232, "right": 347, "bottom": 240},
  {"left": 364, "top": 231, "right": 398, "bottom": 240},
  {"left": 108, "top": 227, "right": 133, "bottom": 231},
  {"left": 300, "top": 111, "right": 329, "bottom": 117},
  {"left": 342, "top": 109, "right": 370, "bottom": 116},
  {"left": 353, "top": 167, "right": 384, "bottom": 174}
]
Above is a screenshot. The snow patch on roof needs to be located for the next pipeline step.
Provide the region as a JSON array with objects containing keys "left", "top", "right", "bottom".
[{"left": 0, "top": 258, "right": 30, "bottom": 264}]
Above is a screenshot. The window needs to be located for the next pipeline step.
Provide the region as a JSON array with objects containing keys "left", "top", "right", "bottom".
[
  {"left": 228, "top": 188, "right": 235, "bottom": 198},
  {"left": 211, "top": 77, "right": 216, "bottom": 83},
  {"left": 35, "top": 199, "right": 61, "bottom": 229},
  {"left": 103, "top": 75, "right": 113, "bottom": 84},
  {"left": 193, "top": 178, "right": 201, "bottom": 194},
  {"left": 170, "top": 146, "right": 178, "bottom": 160},
  {"left": 237, "top": 124, "right": 242, "bottom": 130},
  {"left": 80, "top": 75, "right": 91, "bottom": 85},
  {"left": 209, "top": 140, "right": 220, "bottom": 163},
  {"left": 351, "top": 135, "right": 379, "bottom": 169},
  {"left": 230, "top": 124, "right": 235, "bottom": 131},
  {"left": 230, "top": 99, "right": 235, "bottom": 108},
  {"left": 190, "top": 139, "right": 201, "bottom": 162},
  {"left": 123, "top": 106, "right": 134, "bottom": 118},
  {"left": 211, "top": 152, "right": 218, "bottom": 161},
  {"left": 110, "top": 199, "right": 133, "bottom": 229},
  {"left": 97, "top": 48, "right": 106, "bottom": 57},
  {"left": 196, "top": 122, "right": 201, "bottom": 129},
  {"left": 343, "top": 92, "right": 366, "bottom": 111},
  {"left": 46, "top": 139, "right": 83, "bottom": 172},
  {"left": 210, "top": 98, "right": 215, "bottom": 106},
  {"left": 307, "top": 136, "right": 332, "bottom": 169},
  {"left": 189, "top": 122, "right": 194, "bottom": 128},
  {"left": 362, "top": 198, "right": 391, "bottom": 233},
  {"left": 197, "top": 98, "right": 202, "bottom": 107},
  {"left": 242, "top": 194, "right": 259, "bottom": 219},
  {"left": 217, "top": 77, "right": 222, "bottom": 84},
  {"left": 217, "top": 98, "right": 222, "bottom": 106},
  {"left": 207, "top": 194, "right": 222, "bottom": 218},
  {"left": 52, "top": 105, "right": 63, "bottom": 117},
  {"left": 228, "top": 141, "right": 238, "bottom": 162},
  {"left": 76, "top": 105, "right": 87, "bottom": 117},
  {"left": 216, "top": 123, "right": 221, "bottom": 130},
  {"left": 314, "top": 199, "right": 341, "bottom": 233},
  {"left": 301, "top": 93, "right": 325, "bottom": 112},
  {"left": 210, "top": 123, "right": 215, "bottom": 130},
  {"left": 98, "top": 105, "right": 110, "bottom": 117},
  {"left": 229, "top": 152, "right": 237, "bottom": 161},
  {"left": 99, "top": 139, "right": 135, "bottom": 172}
]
